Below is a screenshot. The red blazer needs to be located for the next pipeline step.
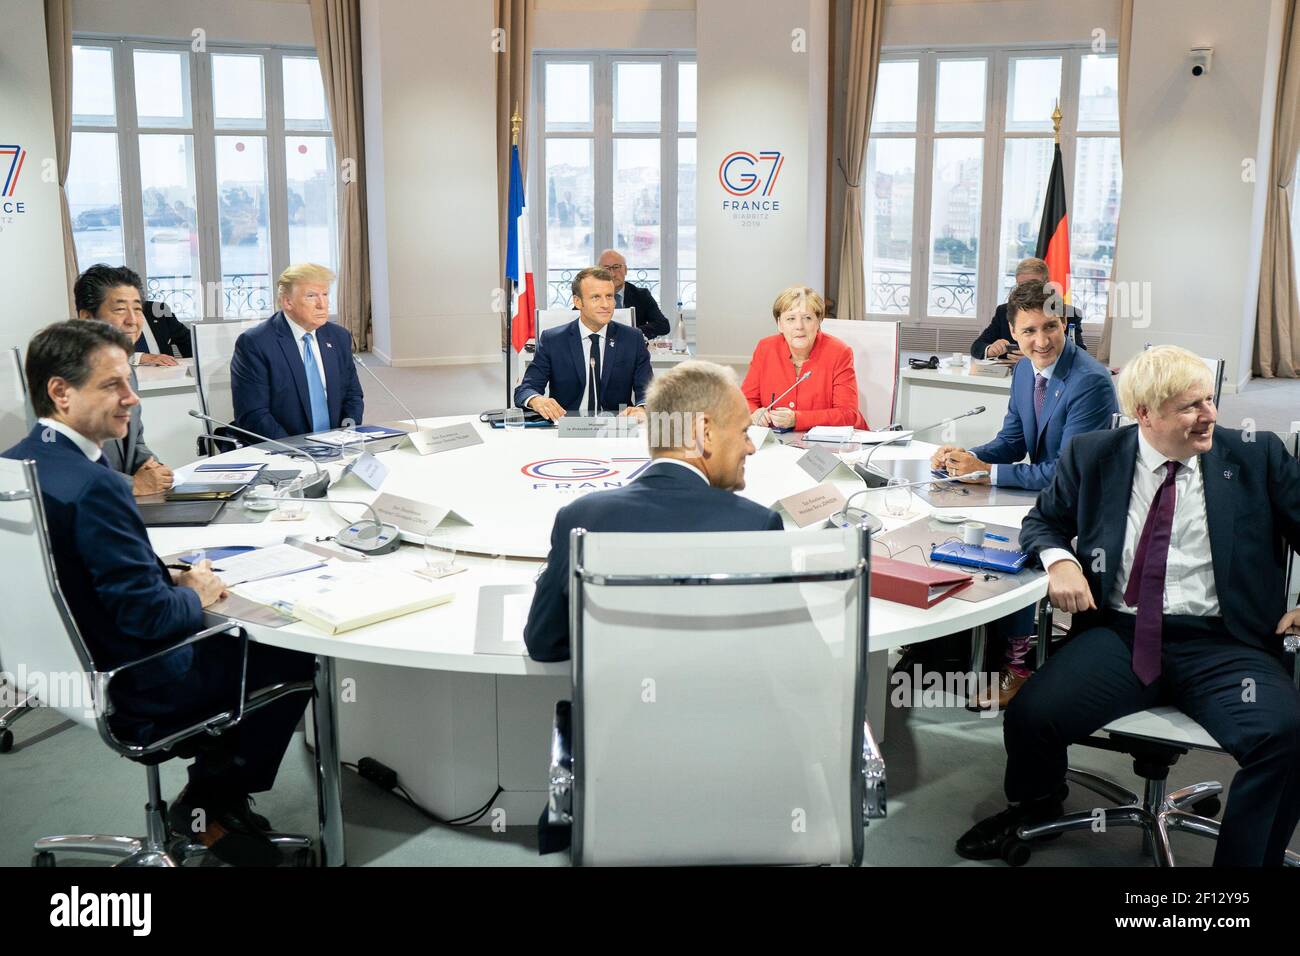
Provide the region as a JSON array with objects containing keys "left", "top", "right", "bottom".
[{"left": 741, "top": 331, "right": 868, "bottom": 430}]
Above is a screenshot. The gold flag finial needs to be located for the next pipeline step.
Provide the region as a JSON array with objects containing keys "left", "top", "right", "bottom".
[
  {"left": 1052, "top": 100, "right": 1063, "bottom": 143},
  {"left": 511, "top": 105, "right": 522, "bottom": 146}
]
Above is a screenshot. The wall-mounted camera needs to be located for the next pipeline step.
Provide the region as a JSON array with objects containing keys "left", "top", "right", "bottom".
[{"left": 1190, "top": 47, "right": 1213, "bottom": 77}]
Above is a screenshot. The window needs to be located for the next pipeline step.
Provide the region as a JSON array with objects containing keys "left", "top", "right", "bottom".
[
  {"left": 535, "top": 53, "right": 695, "bottom": 319},
  {"left": 68, "top": 39, "right": 337, "bottom": 320},
  {"left": 864, "top": 47, "right": 1121, "bottom": 326}
]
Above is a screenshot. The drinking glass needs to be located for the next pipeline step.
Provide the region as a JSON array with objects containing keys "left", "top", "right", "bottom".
[
  {"left": 275, "top": 477, "right": 306, "bottom": 519},
  {"left": 422, "top": 524, "right": 458, "bottom": 577},
  {"left": 884, "top": 477, "right": 911, "bottom": 518},
  {"left": 504, "top": 407, "right": 525, "bottom": 433}
]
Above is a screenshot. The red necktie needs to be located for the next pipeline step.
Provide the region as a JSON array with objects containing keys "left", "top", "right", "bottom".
[{"left": 1123, "top": 460, "right": 1179, "bottom": 685}]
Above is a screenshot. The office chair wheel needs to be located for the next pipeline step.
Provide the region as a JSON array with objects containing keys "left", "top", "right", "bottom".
[
  {"left": 1000, "top": 836, "right": 1030, "bottom": 867},
  {"left": 0, "top": 729, "right": 13, "bottom": 753},
  {"left": 32, "top": 851, "right": 55, "bottom": 868},
  {"left": 1190, "top": 796, "right": 1221, "bottom": 818}
]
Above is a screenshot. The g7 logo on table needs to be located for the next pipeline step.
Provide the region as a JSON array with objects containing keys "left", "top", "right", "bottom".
[
  {"left": 718, "top": 149, "right": 783, "bottom": 222},
  {"left": 521, "top": 457, "right": 651, "bottom": 490}
]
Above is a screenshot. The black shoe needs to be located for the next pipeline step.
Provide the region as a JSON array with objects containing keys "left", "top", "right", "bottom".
[
  {"left": 223, "top": 793, "right": 272, "bottom": 833},
  {"left": 955, "top": 790, "right": 1066, "bottom": 861},
  {"left": 169, "top": 787, "right": 279, "bottom": 867}
]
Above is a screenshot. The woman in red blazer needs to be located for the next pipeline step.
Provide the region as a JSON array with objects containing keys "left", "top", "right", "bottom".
[{"left": 741, "top": 286, "right": 868, "bottom": 430}]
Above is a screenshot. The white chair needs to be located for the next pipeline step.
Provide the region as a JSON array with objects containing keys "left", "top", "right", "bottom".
[
  {"left": 0, "top": 455, "right": 314, "bottom": 865},
  {"left": 535, "top": 307, "right": 635, "bottom": 339},
  {"left": 546, "top": 525, "right": 885, "bottom": 866},
  {"left": 1109, "top": 351, "right": 1226, "bottom": 432},
  {"left": 1012, "top": 430, "right": 1300, "bottom": 867},
  {"left": 820, "top": 319, "right": 901, "bottom": 431},
  {"left": 191, "top": 319, "right": 259, "bottom": 455}
]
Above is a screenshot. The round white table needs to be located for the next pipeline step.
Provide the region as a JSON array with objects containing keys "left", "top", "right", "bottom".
[{"left": 148, "top": 416, "right": 1046, "bottom": 865}]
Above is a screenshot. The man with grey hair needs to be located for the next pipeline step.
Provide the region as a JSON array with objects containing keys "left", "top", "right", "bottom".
[
  {"left": 957, "top": 345, "right": 1300, "bottom": 866},
  {"left": 971, "top": 256, "right": 1086, "bottom": 359},
  {"left": 523, "top": 359, "right": 784, "bottom": 663},
  {"left": 596, "top": 248, "right": 671, "bottom": 339}
]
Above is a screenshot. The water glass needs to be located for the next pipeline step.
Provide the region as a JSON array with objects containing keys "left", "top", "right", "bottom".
[
  {"left": 275, "top": 477, "right": 306, "bottom": 519},
  {"left": 422, "top": 524, "right": 458, "bottom": 576},
  {"left": 884, "top": 477, "right": 911, "bottom": 518},
  {"left": 504, "top": 407, "right": 525, "bottom": 433}
]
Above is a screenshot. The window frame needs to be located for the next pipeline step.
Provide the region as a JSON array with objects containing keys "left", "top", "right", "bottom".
[
  {"left": 532, "top": 50, "right": 696, "bottom": 313},
  {"left": 866, "top": 43, "right": 1120, "bottom": 329},
  {"left": 70, "top": 34, "right": 336, "bottom": 320}
]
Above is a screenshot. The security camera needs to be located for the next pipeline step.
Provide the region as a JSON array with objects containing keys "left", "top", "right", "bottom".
[{"left": 1190, "top": 47, "right": 1213, "bottom": 77}]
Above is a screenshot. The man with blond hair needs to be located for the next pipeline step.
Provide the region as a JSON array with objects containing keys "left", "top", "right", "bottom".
[
  {"left": 231, "top": 263, "right": 365, "bottom": 439},
  {"left": 957, "top": 345, "right": 1300, "bottom": 866},
  {"left": 523, "top": 359, "right": 783, "bottom": 663}
]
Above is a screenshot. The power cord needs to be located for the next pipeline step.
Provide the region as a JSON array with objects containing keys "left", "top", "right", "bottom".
[{"left": 344, "top": 758, "right": 505, "bottom": 828}]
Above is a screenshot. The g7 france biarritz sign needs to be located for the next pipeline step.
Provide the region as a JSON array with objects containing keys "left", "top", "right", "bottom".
[
  {"left": 718, "top": 149, "right": 783, "bottom": 228},
  {"left": 521, "top": 457, "right": 651, "bottom": 492},
  {"left": 0, "top": 143, "right": 29, "bottom": 230}
]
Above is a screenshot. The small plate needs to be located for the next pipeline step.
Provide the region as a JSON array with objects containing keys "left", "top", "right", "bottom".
[{"left": 931, "top": 512, "right": 970, "bottom": 524}]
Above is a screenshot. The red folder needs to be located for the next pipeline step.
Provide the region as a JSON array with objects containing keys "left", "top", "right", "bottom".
[{"left": 871, "top": 556, "right": 973, "bottom": 609}]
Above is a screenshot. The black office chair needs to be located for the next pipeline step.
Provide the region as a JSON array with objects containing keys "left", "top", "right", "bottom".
[{"left": 0, "top": 456, "right": 316, "bottom": 866}]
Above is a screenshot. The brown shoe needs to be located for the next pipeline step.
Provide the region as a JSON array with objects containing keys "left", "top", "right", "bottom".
[{"left": 973, "top": 668, "right": 1029, "bottom": 710}]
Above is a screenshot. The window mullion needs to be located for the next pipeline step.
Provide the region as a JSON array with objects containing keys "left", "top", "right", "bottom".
[
  {"left": 266, "top": 50, "right": 291, "bottom": 291},
  {"left": 532, "top": 56, "right": 547, "bottom": 311},
  {"left": 662, "top": 53, "right": 677, "bottom": 314},
  {"left": 912, "top": 51, "right": 936, "bottom": 326},
  {"left": 595, "top": 55, "right": 613, "bottom": 259},
  {"left": 191, "top": 47, "right": 222, "bottom": 318},
  {"left": 978, "top": 51, "right": 1008, "bottom": 324},
  {"left": 117, "top": 41, "right": 147, "bottom": 284}
]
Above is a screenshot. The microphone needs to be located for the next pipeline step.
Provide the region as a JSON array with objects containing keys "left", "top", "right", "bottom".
[
  {"left": 261, "top": 494, "right": 402, "bottom": 556},
  {"left": 764, "top": 370, "right": 812, "bottom": 415},
  {"left": 188, "top": 410, "right": 330, "bottom": 498},
  {"left": 351, "top": 354, "right": 426, "bottom": 433},
  {"left": 830, "top": 471, "right": 991, "bottom": 530},
  {"left": 857, "top": 406, "right": 987, "bottom": 488}
]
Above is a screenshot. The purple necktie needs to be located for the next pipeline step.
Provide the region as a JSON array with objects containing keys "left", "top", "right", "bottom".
[
  {"left": 1033, "top": 374, "right": 1048, "bottom": 423},
  {"left": 1123, "top": 460, "right": 1179, "bottom": 685}
]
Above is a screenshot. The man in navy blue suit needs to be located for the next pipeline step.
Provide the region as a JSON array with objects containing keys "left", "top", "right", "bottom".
[
  {"left": 4, "top": 320, "right": 314, "bottom": 865},
  {"left": 514, "top": 266, "right": 653, "bottom": 422},
  {"left": 958, "top": 346, "right": 1300, "bottom": 866},
  {"left": 230, "top": 263, "right": 365, "bottom": 439},
  {"left": 928, "top": 280, "right": 1118, "bottom": 707},
  {"left": 524, "top": 360, "right": 784, "bottom": 663}
]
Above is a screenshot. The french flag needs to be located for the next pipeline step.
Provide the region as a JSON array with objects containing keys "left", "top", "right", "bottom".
[{"left": 506, "top": 143, "right": 536, "bottom": 352}]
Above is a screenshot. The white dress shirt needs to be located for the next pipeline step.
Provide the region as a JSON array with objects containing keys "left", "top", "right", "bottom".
[
  {"left": 37, "top": 417, "right": 103, "bottom": 462},
  {"left": 1041, "top": 429, "right": 1221, "bottom": 617},
  {"left": 990, "top": 358, "right": 1057, "bottom": 486},
  {"left": 646, "top": 457, "right": 709, "bottom": 484},
  {"left": 285, "top": 314, "right": 329, "bottom": 399},
  {"left": 577, "top": 321, "right": 608, "bottom": 413}
]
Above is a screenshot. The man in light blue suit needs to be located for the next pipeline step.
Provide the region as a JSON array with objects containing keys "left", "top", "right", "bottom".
[
  {"left": 514, "top": 266, "right": 652, "bottom": 421},
  {"left": 930, "top": 279, "right": 1118, "bottom": 707}
]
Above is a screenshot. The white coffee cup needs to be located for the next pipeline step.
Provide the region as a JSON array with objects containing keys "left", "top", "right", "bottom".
[{"left": 962, "top": 521, "right": 986, "bottom": 546}]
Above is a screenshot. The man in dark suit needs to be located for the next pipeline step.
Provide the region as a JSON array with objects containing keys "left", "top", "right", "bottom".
[
  {"left": 957, "top": 345, "right": 1300, "bottom": 866},
  {"left": 931, "top": 280, "right": 1118, "bottom": 707},
  {"left": 971, "top": 257, "right": 1085, "bottom": 359},
  {"left": 596, "top": 248, "right": 672, "bottom": 339},
  {"left": 73, "top": 265, "right": 174, "bottom": 496},
  {"left": 515, "top": 266, "right": 653, "bottom": 422},
  {"left": 4, "top": 320, "right": 314, "bottom": 865},
  {"left": 230, "top": 263, "right": 365, "bottom": 439},
  {"left": 524, "top": 359, "right": 784, "bottom": 662},
  {"left": 141, "top": 298, "right": 193, "bottom": 359}
]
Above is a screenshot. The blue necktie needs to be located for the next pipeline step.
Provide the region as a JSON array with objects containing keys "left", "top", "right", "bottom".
[{"left": 302, "top": 333, "right": 331, "bottom": 432}]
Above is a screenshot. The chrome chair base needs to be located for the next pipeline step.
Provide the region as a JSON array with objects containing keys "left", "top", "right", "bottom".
[{"left": 1017, "top": 768, "right": 1300, "bottom": 867}]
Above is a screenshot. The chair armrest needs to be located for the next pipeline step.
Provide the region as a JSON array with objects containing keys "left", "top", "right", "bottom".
[
  {"left": 547, "top": 700, "right": 573, "bottom": 826},
  {"left": 1285, "top": 634, "right": 1299, "bottom": 690},
  {"left": 862, "top": 718, "right": 887, "bottom": 822}
]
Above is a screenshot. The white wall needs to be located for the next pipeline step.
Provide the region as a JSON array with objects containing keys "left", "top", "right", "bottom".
[
  {"left": 532, "top": 0, "right": 695, "bottom": 49},
  {"left": 695, "top": 0, "right": 829, "bottom": 363},
  {"left": 1110, "top": 0, "right": 1283, "bottom": 390},
  {"left": 72, "top": 0, "right": 313, "bottom": 44},
  {"left": 0, "top": 0, "right": 74, "bottom": 350},
  {"left": 883, "top": 0, "right": 1120, "bottom": 48},
  {"left": 361, "top": 0, "right": 501, "bottom": 367}
]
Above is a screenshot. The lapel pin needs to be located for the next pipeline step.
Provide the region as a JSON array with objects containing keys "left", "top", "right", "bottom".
[
  {"left": 326, "top": 342, "right": 333, "bottom": 349},
  {"left": 1223, "top": 469, "right": 1232, "bottom": 479}
]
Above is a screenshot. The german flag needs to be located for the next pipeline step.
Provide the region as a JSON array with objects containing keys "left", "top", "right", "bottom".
[{"left": 1035, "top": 142, "right": 1070, "bottom": 303}]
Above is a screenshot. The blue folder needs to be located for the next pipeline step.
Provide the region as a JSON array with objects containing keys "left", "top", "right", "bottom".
[{"left": 930, "top": 540, "right": 1030, "bottom": 574}]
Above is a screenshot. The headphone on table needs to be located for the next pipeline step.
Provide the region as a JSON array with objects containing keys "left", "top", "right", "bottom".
[{"left": 908, "top": 355, "right": 940, "bottom": 370}]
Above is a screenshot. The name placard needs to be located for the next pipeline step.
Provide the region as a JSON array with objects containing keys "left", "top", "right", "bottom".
[
  {"left": 407, "top": 422, "right": 484, "bottom": 455},
  {"left": 796, "top": 445, "right": 841, "bottom": 482},
  {"left": 337, "top": 452, "right": 388, "bottom": 490},
  {"left": 747, "top": 425, "right": 773, "bottom": 448},
  {"left": 558, "top": 415, "right": 641, "bottom": 439},
  {"left": 369, "top": 492, "right": 471, "bottom": 533},
  {"left": 777, "top": 483, "right": 848, "bottom": 528}
]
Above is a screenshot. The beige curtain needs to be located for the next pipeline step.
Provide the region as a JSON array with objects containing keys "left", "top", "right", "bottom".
[
  {"left": 1097, "top": 0, "right": 1133, "bottom": 364},
  {"left": 496, "top": 0, "right": 532, "bottom": 345},
  {"left": 834, "top": 0, "right": 885, "bottom": 320},
  {"left": 309, "top": 0, "right": 371, "bottom": 351},
  {"left": 1255, "top": 0, "right": 1300, "bottom": 377},
  {"left": 44, "top": 0, "right": 76, "bottom": 315}
]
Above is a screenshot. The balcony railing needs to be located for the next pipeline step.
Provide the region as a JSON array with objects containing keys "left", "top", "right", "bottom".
[
  {"left": 546, "top": 268, "right": 696, "bottom": 311},
  {"left": 868, "top": 271, "right": 1112, "bottom": 322},
  {"left": 146, "top": 273, "right": 274, "bottom": 320}
]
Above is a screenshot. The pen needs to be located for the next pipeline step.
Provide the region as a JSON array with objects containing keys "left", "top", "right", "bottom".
[
  {"left": 984, "top": 533, "right": 1009, "bottom": 542},
  {"left": 166, "top": 563, "right": 225, "bottom": 572}
]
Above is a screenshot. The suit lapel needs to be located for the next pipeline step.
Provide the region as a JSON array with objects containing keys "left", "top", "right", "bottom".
[
  {"left": 274, "top": 313, "right": 314, "bottom": 427},
  {"left": 568, "top": 320, "right": 589, "bottom": 398},
  {"left": 1199, "top": 440, "right": 1237, "bottom": 600},
  {"left": 318, "top": 325, "right": 341, "bottom": 423},
  {"left": 1097, "top": 427, "right": 1138, "bottom": 600}
]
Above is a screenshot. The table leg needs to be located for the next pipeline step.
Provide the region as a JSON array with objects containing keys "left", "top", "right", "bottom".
[
  {"left": 312, "top": 654, "right": 346, "bottom": 867},
  {"left": 969, "top": 623, "right": 987, "bottom": 678}
]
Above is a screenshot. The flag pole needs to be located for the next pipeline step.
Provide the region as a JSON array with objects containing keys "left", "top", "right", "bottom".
[
  {"left": 1051, "top": 100, "right": 1062, "bottom": 143},
  {"left": 505, "top": 105, "right": 522, "bottom": 411}
]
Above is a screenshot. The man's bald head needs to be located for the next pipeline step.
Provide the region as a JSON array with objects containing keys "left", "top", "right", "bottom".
[{"left": 596, "top": 249, "right": 628, "bottom": 291}]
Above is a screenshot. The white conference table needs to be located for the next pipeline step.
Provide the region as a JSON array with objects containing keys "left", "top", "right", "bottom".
[{"left": 147, "top": 415, "right": 1047, "bottom": 866}]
